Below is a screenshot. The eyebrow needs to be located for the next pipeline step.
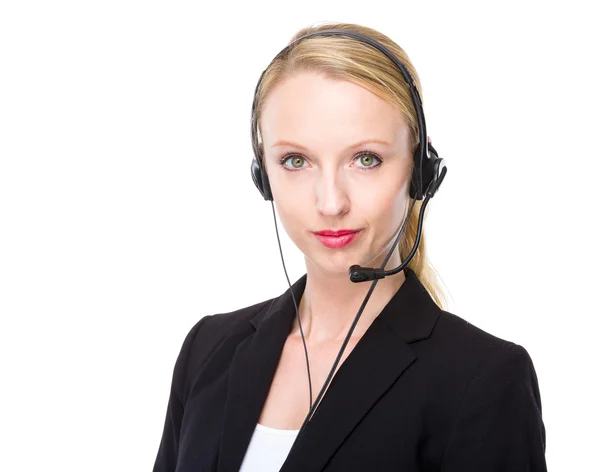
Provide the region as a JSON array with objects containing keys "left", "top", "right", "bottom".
[{"left": 270, "top": 138, "right": 392, "bottom": 150}]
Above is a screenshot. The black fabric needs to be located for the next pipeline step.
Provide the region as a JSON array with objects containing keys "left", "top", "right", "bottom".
[{"left": 153, "top": 268, "right": 547, "bottom": 471}]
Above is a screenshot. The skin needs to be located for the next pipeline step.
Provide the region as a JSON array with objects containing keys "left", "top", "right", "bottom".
[{"left": 257, "top": 70, "right": 415, "bottom": 427}]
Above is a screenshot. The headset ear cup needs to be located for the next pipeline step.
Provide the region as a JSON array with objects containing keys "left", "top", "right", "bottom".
[
  {"left": 411, "top": 141, "right": 446, "bottom": 200},
  {"left": 250, "top": 158, "right": 265, "bottom": 198},
  {"left": 250, "top": 159, "right": 264, "bottom": 196},
  {"left": 250, "top": 158, "right": 273, "bottom": 201},
  {"left": 409, "top": 174, "right": 421, "bottom": 200},
  {"left": 260, "top": 165, "right": 273, "bottom": 201},
  {"left": 409, "top": 147, "right": 424, "bottom": 200},
  {"left": 422, "top": 142, "right": 446, "bottom": 198},
  {"left": 426, "top": 157, "right": 446, "bottom": 197}
]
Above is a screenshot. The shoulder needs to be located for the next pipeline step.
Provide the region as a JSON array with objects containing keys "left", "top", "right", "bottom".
[
  {"left": 431, "top": 313, "right": 546, "bottom": 467},
  {"left": 177, "top": 296, "right": 276, "bottom": 367},
  {"left": 419, "top": 308, "right": 541, "bottom": 399},
  {"left": 431, "top": 308, "right": 529, "bottom": 363}
]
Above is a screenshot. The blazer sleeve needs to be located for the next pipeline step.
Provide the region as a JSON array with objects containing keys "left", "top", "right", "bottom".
[
  {"left": 152, "top": 315, "right": 212, "bottom": 472},
  {"left": 440, "top": 342, "right": 547, "bottom": 472}
]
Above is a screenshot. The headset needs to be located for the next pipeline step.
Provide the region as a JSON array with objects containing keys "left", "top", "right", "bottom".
[{"left": 247, "top": 29, "right": 448, "bottom": 451}]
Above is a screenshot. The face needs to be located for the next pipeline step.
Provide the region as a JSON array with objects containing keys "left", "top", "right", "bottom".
[{"left": 260, "top": 71, "right": 414, "bottom": 276}]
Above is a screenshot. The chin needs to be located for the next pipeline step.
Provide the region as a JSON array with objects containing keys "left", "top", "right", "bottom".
[{"left": 305, "top": 250, "right": 363, "bottom": 277}]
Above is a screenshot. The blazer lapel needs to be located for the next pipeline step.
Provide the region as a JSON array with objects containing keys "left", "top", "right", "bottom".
[
  {"left": 217, "top": 268, "right": 440, "bottom": 472},
  {"left": 217, "top": 275, "right": 308, "bottom": 472},
  {"left": 279, "top": 268, "right": 441, "bottom": 472}
]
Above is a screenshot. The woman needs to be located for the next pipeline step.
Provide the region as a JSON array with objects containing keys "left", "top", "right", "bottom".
[{"left": 153, "top": 22, "right": 547, "bottom": 472}]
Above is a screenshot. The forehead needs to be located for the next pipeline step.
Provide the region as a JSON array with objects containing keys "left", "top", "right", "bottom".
[{"left": 260, "top": 71, "right": 407, "bottom": 148}]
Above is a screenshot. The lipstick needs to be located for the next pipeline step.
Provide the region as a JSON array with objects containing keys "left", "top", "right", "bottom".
[{"left": 313, "top": 229, "right": 361, "bottom": 249}]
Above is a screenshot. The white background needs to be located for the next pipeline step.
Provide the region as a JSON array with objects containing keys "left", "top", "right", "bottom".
[{"left": 1, "top": 1, "right": 598, "bottom": 470}]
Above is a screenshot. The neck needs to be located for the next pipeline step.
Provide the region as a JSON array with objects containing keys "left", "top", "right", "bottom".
[{"left": 291, "top": 253, "right": 407, "bottom": 344}]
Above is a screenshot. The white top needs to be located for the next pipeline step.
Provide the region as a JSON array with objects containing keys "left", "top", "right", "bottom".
[{"left": 239, "top": 423, "right": 300, "bottom": 472}]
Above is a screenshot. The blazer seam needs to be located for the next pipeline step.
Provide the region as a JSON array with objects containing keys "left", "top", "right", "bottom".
[{"left": 261, "top": 297, "right": 277, "bottom": 322}]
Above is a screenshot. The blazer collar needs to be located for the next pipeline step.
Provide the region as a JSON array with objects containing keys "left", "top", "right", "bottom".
[
  {"left": 218, "top": 268, "right": 441, "bottom": 472},
  {"left": 251, "top": 267, "right": 440, "bottom": 343}
]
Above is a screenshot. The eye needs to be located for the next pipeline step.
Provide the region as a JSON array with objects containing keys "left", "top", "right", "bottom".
[
  {"left": 353, "top": 151, "right": 383, "bottom": 170},
  {"left": 279, "top": 151, "right": 383, "bottom": 172},
  {"left": 280, "top": 155, "right": 308, "bottom": 171}
]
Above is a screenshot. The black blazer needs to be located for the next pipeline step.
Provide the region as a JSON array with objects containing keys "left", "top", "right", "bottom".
[{"left": 153, "top": 268, "right": 547, "bottom": 471}]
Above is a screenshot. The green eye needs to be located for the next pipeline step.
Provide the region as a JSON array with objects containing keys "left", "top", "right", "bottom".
[
  {"left": 356, "top": 153, "right": 382, "bottom": 168},
  {"left": 281, "top": 155, "right": 307, "bottom": 170},
  {"left": 360, "top": 154, "right": 374, "bottom": 166}
]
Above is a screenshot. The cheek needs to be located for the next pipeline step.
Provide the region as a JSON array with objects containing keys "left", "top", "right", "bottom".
[
  {"left": 269, "top": 168, "right": 313, "bottom": 201},
  {"left": 350, "top": 158, "right": 411, "bottom": 198},
  {"left": 353, "top": 182, "right": 408, "bottom": 233},
  {"left": 274, "top": 196, "right": 310, "bottom": 239}
]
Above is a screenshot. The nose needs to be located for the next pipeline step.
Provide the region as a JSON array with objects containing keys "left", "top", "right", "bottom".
[{"left": 315, "top": 168, "right": 350, "bottom": 217}]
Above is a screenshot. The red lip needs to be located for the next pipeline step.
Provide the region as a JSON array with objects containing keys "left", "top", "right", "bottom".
[
  {"left": 313, "top": 229, "right": 361, "bottom": 249},
  {"left": 313, "top": 229, "right": 360, "bottom": 237}
]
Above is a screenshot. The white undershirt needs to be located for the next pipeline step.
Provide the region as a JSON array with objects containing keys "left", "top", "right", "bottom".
[{"left": 239, "top": 423, "right": 300, "bottom": 472}]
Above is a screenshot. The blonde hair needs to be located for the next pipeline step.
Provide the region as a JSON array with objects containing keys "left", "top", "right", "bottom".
[{"left": 254, "top": 22, "right": 449, "bottom": 310}]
